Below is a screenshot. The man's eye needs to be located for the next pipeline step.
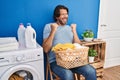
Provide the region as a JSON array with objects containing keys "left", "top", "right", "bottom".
[{"left": 61, "top": 13, "right": 68, "bottom": 15}]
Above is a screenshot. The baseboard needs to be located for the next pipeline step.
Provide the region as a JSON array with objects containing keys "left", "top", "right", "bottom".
[{"left": 104, "top": 57, "right": 120, "bottom": 68}]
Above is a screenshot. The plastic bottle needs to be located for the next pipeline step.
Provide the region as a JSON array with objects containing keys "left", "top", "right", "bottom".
[
  {"left": 17, "top": 23, "right": 26, "bottom": 48},
  {"left": 25, "top": 23, "right": 37, "bottom": 48}
]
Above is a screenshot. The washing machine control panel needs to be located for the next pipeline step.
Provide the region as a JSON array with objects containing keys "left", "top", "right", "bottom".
[
  {"left": 0, "top": 47, "right": 43, "bottom": 66},
  {"left": 16, "top": 56, "right": 23, "bottom": 61}
]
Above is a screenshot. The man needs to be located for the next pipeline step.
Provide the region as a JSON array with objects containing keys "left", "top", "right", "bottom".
[{"left": 42, "top": 5, "right": 97, "bottom": 80}]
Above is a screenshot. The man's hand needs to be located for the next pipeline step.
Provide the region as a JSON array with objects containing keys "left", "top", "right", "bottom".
[
  {"left": 42, "top": 23, "right": 58, "bottom": 53},
  {"left": 51, "top": 23, "right": 59, "bottom": 32},
  {"left": 71, "top": 23, "right": 81, "bottom": 44},
  {"left": 71, "top": 24, "right": 77, "bottom": 32}
]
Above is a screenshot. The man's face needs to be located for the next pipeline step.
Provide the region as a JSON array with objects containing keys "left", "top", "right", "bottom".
[{"left": 56, "top": 9, "right": 68, "bottom": 25}]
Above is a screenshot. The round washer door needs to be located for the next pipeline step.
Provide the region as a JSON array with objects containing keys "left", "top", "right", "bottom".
[{"left": 1, "top": 64, "right": 42, "bottom": 80}]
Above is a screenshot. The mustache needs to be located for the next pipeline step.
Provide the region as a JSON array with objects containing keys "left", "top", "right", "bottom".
[
  {"left": 63, "top": 17, "right": 68, "bottom": 19},
  {"left": 58, "top": 19, "right": 67, "bottom": 25}
]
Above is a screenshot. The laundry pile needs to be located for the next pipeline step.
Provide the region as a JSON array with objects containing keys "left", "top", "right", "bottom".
[
  {"left": 9, "top": 71, "right": 31, "bottom": 80},
  {"left": 52, "top": 43, "right": 75, "bottom": 52},
  {"left": 52, "top": 43, "right": 84, "bottom": 52},
  {"left": 9, "top": 74, "right": 24, "bottom": 80}
]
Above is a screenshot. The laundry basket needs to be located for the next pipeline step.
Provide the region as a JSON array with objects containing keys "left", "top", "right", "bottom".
[{"left": 54, "top": 47, "right": 89, "bottom": 69}]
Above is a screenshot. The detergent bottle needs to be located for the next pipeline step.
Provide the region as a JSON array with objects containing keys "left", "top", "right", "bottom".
[
  {"left": 17, "top": 23, "right": 26, "bottom": 48},
  {"left": 25, "top": 23, "right": 37, "bottom": 48}
]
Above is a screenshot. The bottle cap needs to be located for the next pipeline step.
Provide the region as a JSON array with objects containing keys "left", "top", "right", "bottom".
[
  {"left": 19, "top": 23, "right": 24, "bottom": 27},
  {"left": 27, "top": 23, "right": 31, "bottom": 26}
]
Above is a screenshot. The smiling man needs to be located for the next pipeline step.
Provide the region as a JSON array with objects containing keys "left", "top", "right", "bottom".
[{"left": 42, "top": 5, "right": 97, "bottom": 80}]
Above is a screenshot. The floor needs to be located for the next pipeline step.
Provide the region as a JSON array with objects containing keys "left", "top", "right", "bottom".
[{"left": 102, "top": 65, "right": 120, "bottom": 80}]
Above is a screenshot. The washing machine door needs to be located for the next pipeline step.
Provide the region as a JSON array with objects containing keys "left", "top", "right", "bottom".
[{"left": 1, "top": 65, "right": 42, "bottom": 80}]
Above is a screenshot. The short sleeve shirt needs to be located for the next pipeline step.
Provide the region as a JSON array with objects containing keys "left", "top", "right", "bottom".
[{"left": 43, "top": 23, "right": 73, "bottom": 63}]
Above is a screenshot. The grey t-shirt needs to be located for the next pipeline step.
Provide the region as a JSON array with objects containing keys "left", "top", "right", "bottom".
[{"left": 43, "top": 23, "right": 73, "bottom": 63}]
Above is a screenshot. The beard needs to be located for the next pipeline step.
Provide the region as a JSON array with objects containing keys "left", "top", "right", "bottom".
[{"left": 57, "top": 18, "right": 68, "bottom": 25}]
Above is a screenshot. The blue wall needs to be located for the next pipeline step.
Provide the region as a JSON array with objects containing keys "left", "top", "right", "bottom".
[{"left": 0, "top": 0, "right": 100, "bottom": 45}]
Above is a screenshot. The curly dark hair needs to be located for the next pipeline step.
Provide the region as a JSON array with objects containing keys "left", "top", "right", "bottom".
[{"left": 53, "top": 5, "right": 69, "bottom": 21}]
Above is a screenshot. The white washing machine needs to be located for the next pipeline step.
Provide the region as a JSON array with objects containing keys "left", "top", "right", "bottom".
[{"left": 0, "top": 45, "right": 44, "bottom": 80}]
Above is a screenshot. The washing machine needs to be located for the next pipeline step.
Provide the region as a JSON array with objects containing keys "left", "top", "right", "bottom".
[{"left": 0, "top": 45, "right": 44, "bottom": 80}]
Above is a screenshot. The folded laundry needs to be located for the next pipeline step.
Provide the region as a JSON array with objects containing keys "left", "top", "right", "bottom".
[{"left": 0, "top": 37, "right": 18, "bottom": 52}]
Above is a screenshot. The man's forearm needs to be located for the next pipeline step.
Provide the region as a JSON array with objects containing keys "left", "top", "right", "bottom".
[
  {"left": 42, "top": 31, "right": 56, "bottom": 53},
  {"left": 73, "top": 31, "right": 81, "bottom": 44}
]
